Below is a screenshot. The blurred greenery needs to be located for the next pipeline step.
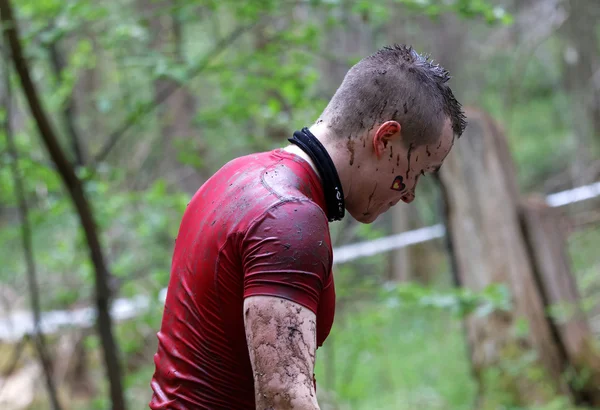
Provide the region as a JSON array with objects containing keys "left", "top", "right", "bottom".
[{"left": 1, "top": 0, "right": 599, "bottom": 409}]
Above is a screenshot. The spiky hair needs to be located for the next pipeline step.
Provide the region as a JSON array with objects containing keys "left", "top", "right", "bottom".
[{"left": 319, "top": 44, "right": 467, "bottom": 144}]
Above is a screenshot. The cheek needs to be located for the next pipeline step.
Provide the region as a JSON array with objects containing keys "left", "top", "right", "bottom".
[
  {"left": 389, "top": 175, "right": 406, "bottom": 192},
  {"left": 389, "top": 173, "right": 420, "bottom": 194}
]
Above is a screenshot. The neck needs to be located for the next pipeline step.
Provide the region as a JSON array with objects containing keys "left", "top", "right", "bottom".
[
  {"left": 284, "top": 122, "right": 354, "bottom": 202},
  {"left": 283, "top": 144, "right": 319, "bottom": 177}
]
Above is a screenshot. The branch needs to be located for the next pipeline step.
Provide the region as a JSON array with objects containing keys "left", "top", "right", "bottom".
[
  {"left": 0, "top": 2, "right": 127, "bottom": 409},
  {"left": 0, "top": 149, "right": 56, "bottom": 170},
  {"left": 2, "top": 37, "right": 63, "bottom": 410},
  {"left": 91, "top": 22, "right": 256, "bottom": 167},
  {"left": 433, "top": 172, "right": 483, "bottom": 408},
  {"left": 48, "top": 33, "right": 86, "bottom": 166}
]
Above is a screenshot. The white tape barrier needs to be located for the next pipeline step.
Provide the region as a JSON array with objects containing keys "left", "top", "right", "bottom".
[
  {"left": 332, "top": 180, "right": 600, "bottom": 265},
  {"left": 0, "top": 296, "right": 151, "bottom": 343},
  {"left": 333, "top": 224, "right": 445, "bottom": 265},
  {"left": 0, "top": 181, "right": 598, "bottom": 342},
  {"left": 545, "top": 180, "right": 600, "bottom": 207}
]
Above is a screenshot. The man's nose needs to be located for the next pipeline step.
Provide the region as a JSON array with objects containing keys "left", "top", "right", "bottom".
[{"left": 401, "top": 192, "right": 415, "bottom": 204}]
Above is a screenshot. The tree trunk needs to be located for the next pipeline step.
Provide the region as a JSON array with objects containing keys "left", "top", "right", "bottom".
[
  {"left": 438, "top": 107, "right": 572, "bottom": 407},
  {"left": 48, "top": 38, "right": 86, "bottom": 167},
  {"left": 3, "top": 44, "right": 63, "bottom": 410},
  {"left": 560, "top": 0, "right": 600, "bottom": 185},
  {"left": 0, "top": 2, "right": 127, "bottom": 408},
  {"left": 520, "top": 196, "right": 600, "bottom": 405}
]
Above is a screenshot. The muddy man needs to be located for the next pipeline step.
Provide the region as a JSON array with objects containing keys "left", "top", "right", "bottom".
[{"left": 149, "top": 44, "right": 467, "bottom": 410}]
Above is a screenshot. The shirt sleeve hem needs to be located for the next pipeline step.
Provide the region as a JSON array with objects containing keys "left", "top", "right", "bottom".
[{"left": 243, "top": 290, "right": 319, "bottom": 316}]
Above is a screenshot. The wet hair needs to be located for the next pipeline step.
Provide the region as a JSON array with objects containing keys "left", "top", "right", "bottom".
[{"left": 317, "top": 44, "right": 467, "bottom": 145}]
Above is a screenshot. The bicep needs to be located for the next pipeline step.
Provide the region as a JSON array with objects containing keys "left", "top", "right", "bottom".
[
  {"left": 244, "top": 295, "right": 319, "bottom": 410},
  {"left": 242, "top": 202, "right": 332, "bottom": 316}
]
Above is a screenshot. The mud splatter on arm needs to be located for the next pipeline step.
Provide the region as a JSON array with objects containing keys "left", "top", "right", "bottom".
[{"left": 244, "top": 296, "right": 320, "bottom": 410}]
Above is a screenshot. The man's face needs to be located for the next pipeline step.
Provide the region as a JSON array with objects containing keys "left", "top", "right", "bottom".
[{"left": 346, "top": 118, "right": 455, "bottom": 224}]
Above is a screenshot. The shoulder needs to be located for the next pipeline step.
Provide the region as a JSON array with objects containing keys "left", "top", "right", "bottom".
[
  {"left": 247, "top": 199, "right": 329, "bottom": 240},
  {"left": 259, "top": 152, "right": 323, "bottom": 206},
  {"left": 241, "top": 200, "right": 333, "bottom": 312},
  {"left": 242, "top": 199, "right": 333, "bottom": 270}
]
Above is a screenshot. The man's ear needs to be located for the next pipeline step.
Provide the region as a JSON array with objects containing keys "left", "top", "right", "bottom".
[{"left": 373, "top": 121, "right": 401, "bottom": 159}]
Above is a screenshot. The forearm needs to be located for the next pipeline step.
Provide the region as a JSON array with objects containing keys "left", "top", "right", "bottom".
[
  {"left": 254, "top": 368, "right": 320, "bottom": 410},
  {"left": 251, "top": 341, "right": 318, "bottom": 409},
  {"left": 244, "top": 296, "right": 320, "bottom": 410}
]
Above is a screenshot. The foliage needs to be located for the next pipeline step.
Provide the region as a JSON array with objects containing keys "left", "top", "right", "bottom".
[
  {"left": 1, "top": 0, "right": 599, "bottom": 409},
  {"left": 383, "top": 281, "right": 512, "bottom": 317},
  {"left": 314, "top": 301, "right": 477, "bottom": 410}
]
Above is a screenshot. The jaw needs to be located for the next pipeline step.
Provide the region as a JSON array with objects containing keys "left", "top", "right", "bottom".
[
  {"left": 360, "top": 214, "right": 379, "bottom": 224},
  {"left": 348, "top": 208, "right": 379, "bottom": 224},
  {"left": 346, "top": 194, "right": 385, "bottom": 224}
]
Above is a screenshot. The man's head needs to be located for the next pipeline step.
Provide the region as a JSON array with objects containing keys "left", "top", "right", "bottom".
[{"left": 314, "top": 44, "right": 467, "bottom": 223}]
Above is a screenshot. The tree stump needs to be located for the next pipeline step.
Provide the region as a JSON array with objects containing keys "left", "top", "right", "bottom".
[
  {"left": 521, "top": 195, "right": 600, "bottom": 404},
  {"left": 439, "top": 107, "right": 571, "bottom": 407}
]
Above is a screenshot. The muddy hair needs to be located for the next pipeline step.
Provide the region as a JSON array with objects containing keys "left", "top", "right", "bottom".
[{"left": 317, "top": 44, "right": 467, "bottom": 146}]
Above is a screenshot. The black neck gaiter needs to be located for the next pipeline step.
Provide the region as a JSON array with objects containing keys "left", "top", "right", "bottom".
[{"left": 288, "top": 127, "right": 345, "bottom": 222}]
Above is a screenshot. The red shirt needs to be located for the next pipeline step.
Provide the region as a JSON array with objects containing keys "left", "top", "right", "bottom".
[{"left": 149, "top": 149, "right": 336, "bottom": 409}]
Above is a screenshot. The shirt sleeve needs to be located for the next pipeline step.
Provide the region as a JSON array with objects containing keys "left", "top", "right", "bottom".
[{"left": 241, "top": 201, "right": 332, "bottom": 315}]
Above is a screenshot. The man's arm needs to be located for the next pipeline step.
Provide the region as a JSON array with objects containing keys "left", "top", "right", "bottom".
[{"left": 244, "top": 295, "right": 320, "bottom": 410}]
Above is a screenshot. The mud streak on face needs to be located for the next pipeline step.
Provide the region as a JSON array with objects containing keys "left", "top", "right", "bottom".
[
  {"left": 347, "top": 136, "right": 355, "bottom": 166},
  {"left": 406, "top": 143, "right": 415, "bottom": 180},
  {"left": 364, "top": 183, "right": 378, "bottom": 216}
]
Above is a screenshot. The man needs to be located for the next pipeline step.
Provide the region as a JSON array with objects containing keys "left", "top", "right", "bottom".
[{"left": 149, "top": 44, "right": 467, "bottom": 409}]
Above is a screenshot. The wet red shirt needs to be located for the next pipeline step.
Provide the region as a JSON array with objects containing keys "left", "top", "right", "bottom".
[{"left": 149, "top": 149, "right": 336, "bottom": 409}]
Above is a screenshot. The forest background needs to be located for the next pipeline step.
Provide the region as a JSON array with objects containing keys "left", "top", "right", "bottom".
[{"left": 0, "top": 0, "right": 599, "bottom": 409}]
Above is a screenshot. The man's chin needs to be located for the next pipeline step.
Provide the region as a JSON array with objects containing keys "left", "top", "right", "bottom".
[
  {"left": 354, "top": 211, "right": 379, "bottom": 224},
  {"left": 346, "top": 205, "right": 384, "bottom": 224}
]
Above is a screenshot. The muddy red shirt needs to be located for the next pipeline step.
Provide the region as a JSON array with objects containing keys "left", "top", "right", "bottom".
[{"left": 149, "top": 149, "right": 336, "bottom": 409}]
